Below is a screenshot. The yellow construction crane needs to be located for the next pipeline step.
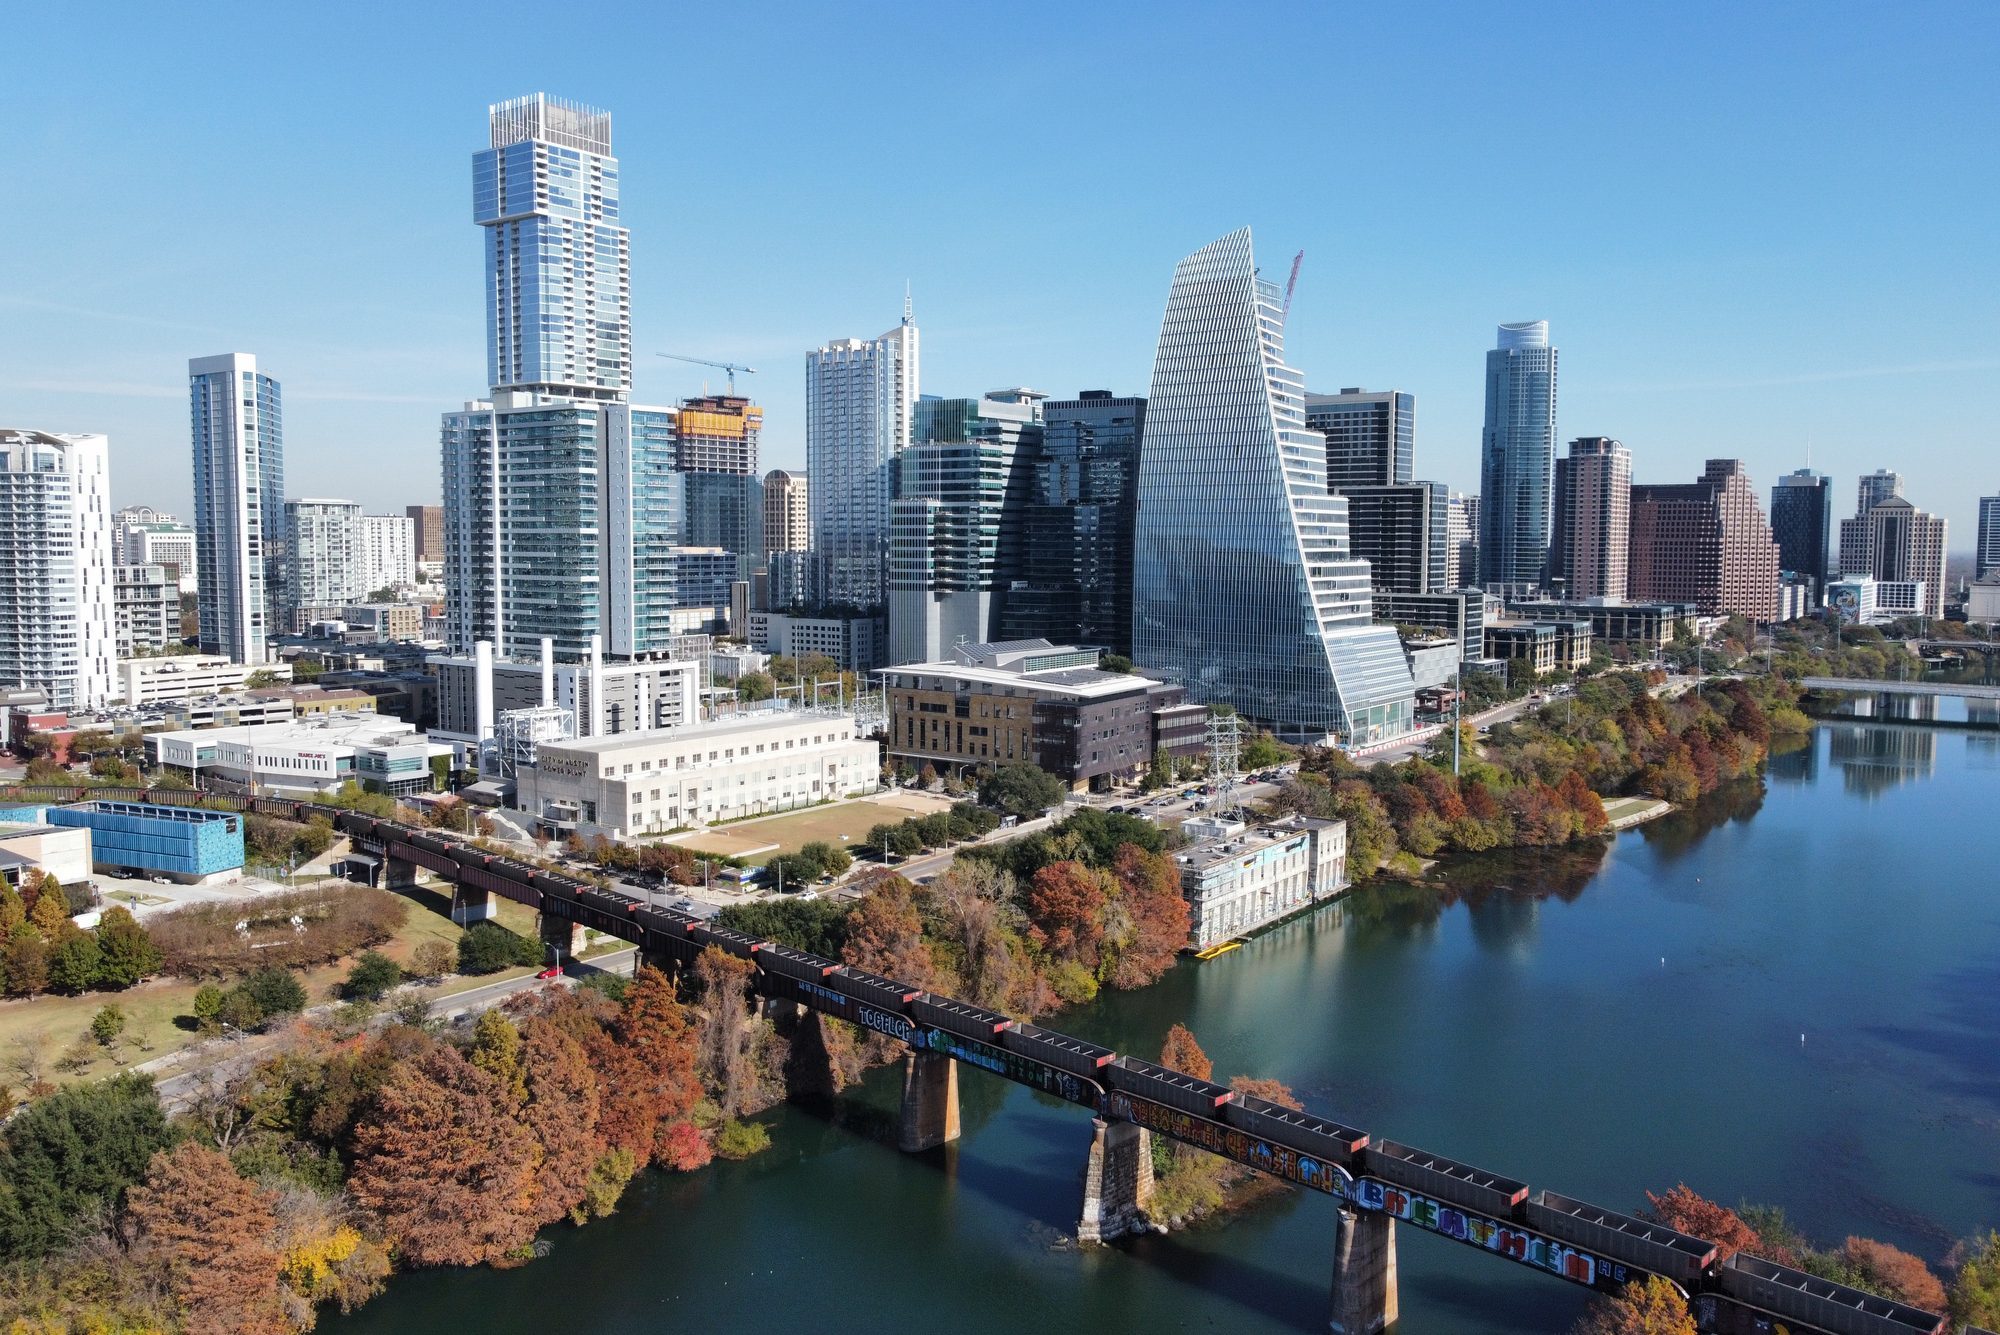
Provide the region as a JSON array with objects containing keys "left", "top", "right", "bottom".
[{"left": 657, "top": 352, "right": 758, "bottom": 395}]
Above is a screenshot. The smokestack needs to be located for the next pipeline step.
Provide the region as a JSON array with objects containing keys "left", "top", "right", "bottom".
[
  {"left": 540, "top": 636, "right": 554, "bottom": 707},
  {"left": 474, "top": 640, "right": 495, "bottom": 749},
  {"left": 588, "top": 634, "right": 605, "bottom": 737}
]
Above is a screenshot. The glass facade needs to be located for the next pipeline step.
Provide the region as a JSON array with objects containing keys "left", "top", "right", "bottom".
[
  {"left": 683, "top": 472, "right": 764, "bottom": 578},
  {"left": 1477, "top": 322, "right": 1558, "bottom": 592},
  {"left": 1771, "top": 468, "right": 1833, "bottom": 590},
  {"left": 1304, "top": 389, "right": 1414, "bottom": 490},
  {"left": 1341, "top": 481, "right": 1451, "bottom": 595},
  {"left": 190, "top": 354, "right": 283, "bottom": 664},
  {"left": 1132, "top": 229, "right": 1414, "bottom": 746},
  {"left": 805, "top": 317, "right": 919, "bottom": 610}
]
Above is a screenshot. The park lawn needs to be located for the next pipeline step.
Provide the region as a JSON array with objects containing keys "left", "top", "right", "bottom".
[
  {"left": 1599, "top": 796, "right": 1661, "bottom": 822},
  {"left": 677, "top": 800, "right": 903, "bottom": 867}
]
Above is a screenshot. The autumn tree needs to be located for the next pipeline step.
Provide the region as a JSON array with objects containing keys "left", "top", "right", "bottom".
[
  {"left": 619, "top": 967, "right": 702, "bottom": 1132},
  {"left": 1229, "top": 1075, "right": 1303, "bottom": 1110},
  {"left": 518, "top": 1015, "right": 602, "bottom": 1226},
  {"left": 28, "top": 887, "right": 69, "bottom": 938},
  {"left": 694, "top": 947, "right": 758, "bottom": 1117},
  {"left": 1949, "top": 1231, "right": 2000, "bottom": 1329},
  {"left": 0, "top": 884, "right": 23, "bottom": 936},
  {"left": 124, "top": 1141, "right": 288, "bottom": 1335},
  {"left": 841, "top": 874, "right": 937, "bottom": 988},
  {"left": 1641, "top": 1185, "right": 1763, "bottom": 1261},
  {"left": 1105, "top": 845, "right": 1188, "bottom": 989},
  {"left": 928, "top": 860, "right": 1018, "bottom": 1009},
  {"left": 1570, "top": 1274, "right": 1697, "bottom": 1335},
  {"left": 467, "top": 1009, "right": 527, "bottom": 1106},
  {"left": 1839, "top": 1236, "right": 1946, "bottom": 1311},
  {"left": 347, "top": 1044, "right": 539, "bottom": 1266},
  {"left": 1159, "top": 1023, "right": 1213, "bottom": 1082},
  {"left": 1024, "top": 860, "right": 1110, "bottom": 970}
]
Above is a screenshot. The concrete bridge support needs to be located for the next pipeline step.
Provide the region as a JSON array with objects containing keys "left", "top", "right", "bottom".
[
  {"left": 896, "top": 1051, "right": 960, "bottom": 1153},
  {"left": 1328, "top": 1207, "right": 1398, "bottom": 1334},
  {"left": 382, "top": 855, "right": 419, "bottom": 890},
  {"left": 451, "top": 888, "right": 498, "bottom": 926},
  {"left": 1078, "top": 1117, "right": 1154, "bottom": 1243},
  {"left": 537, "top": 914, "right": 587, "bottom": 966}
]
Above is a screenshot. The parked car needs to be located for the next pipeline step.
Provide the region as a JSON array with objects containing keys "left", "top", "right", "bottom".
[{"left": 535, "top": 966, "right": 562, "bottom": 980}]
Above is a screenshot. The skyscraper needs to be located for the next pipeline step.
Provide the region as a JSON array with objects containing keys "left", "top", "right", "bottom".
[
  {"left": 283, "top": 498, "right": 363, "bottom": 620},
  {"left": 1978, "top": 495, "right": 2000, "bottom": 580},
  {"left": 0, "top": 430, "right": 115, "bottom": 708},
  {"left": 1304, "top": 389, "right": 1414, "bottom": 490},
  {"left": 998, "top": 390, "right": 1146, "bottom": 655},
  {"left": 1628, "top": 460, "right": 1779, "bottom": 620},
  {"left": 806, "top": 309, "right": 919, "bottom": 610},
  {"left": 1447, "top": 494, "right": 1476, "bottom": 590},
  {"left": 1341, "top": 482, "right": 1451, "bottom": 595},
  {"left": 762, "top": 470, "right": 809, "bottom": 555},
  {"left": 1132, "top": 229, "right": 1413, "bottom": 746},
  {"left": 1855, "top": 468, "right": 1902, "bottom": 519},
  {"left": 1551, "top": 437, "right": 1632, "bottom": 601},
  {"left": 1770, "top": 468, "right": 1833, "bottom": 594},
  {"left": 1477, "top": 321, "right": 1558, "bottom": 592},
  {"left": 476, "top": 94, "right": 629, "bottom": 401},
  {"left": 358, "top": 514, "right": 416, "bottom": 592},
  {"left": 1839, "top": 496, "right": 1948, "bottom": 618},
  {"left": 674, "top": 395, "right": 760, "bottom": 474},
  {"left": 405, "top": 504, "right": 444, "bottom": 564},
  {"left": 117, "top": 511, "right": 197, "bottom": 594},
  {"left": 191, "top": 352, "right": 283, "bottom": 664}
]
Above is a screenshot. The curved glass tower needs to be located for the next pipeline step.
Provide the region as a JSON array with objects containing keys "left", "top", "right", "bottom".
[
  {"left": 1477, "top": 320, "right": 1558, "bottom": 592},
  {"left": 1132, "top": 229, "right": 1414, "bottom": 747}
]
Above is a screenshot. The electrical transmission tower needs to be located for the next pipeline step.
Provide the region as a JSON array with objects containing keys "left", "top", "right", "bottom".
[{"left": 1206, "top": 711, "right": 1243, "bottom": 818}]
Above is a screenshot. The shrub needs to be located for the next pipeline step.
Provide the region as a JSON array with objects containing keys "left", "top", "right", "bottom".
[
  {"left": 714, "top": 1119, "right": 772, "bottom": 1161},
  {"left": 344, "top": 950, "right": 403, "bottom": 1001},
  {"left": 410, "top": 939, "right": 455, "bottom": 981},
  {"left": 238, "top": 967, "right": 308, "bottom": 1021},
  {"left": 458, "top": 921, "right": 542, "bottom": 975},
  {"left": 89, "top": 1005, "right": 126, "bottom": 1047},
  {"left": 149, "top": 885, "right": 407, "bottom": 978}
]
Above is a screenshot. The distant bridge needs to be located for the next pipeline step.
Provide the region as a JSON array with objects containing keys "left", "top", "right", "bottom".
[
  {"left": 1, "top": 786, "right": 1953, "bottom": 1335},
  {"left": 1802, "top": 676, "right": 2000, "bottom": 700}
]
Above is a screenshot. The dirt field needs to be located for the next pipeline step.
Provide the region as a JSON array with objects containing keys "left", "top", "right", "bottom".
[{"left": 671, "top": 791, "right": 956, "bottom": 865}]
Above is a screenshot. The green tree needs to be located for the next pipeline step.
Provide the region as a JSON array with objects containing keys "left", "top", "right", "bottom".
[
  {"left": 1951, "top": 1231, "right": 2000, "bottom": 1329},
  {"left": 736, "top": 671, "right": 776, "bottom": 703},
  {"left": 191, "top": 984, "right": 224, "bottom": 1031},
  {"left": 92, "top": 906, "right": 163, "bottom": 988},
  {"left": 89, "top": 1004, "right": 126, "bottom": 1048},
  {"left": 1240, "top": 731, "right": 1293, "bottom": 771},
  {"left": 1099, "top": 653, "right": 1134, "bottom": 674},
  {"left": 457, "top": 921, "right": 541, "bottom": 973},
  {"left": 0, "top": 1072, "right": 170, "bottom": 1259},
  {"left": 217, "top": 988, "right": 265, "bottom": 1034},
  {"left": 238, "top": 968, "right": 307, "bottom": 1021},
  {"left": 44, "top": 926, "right": 102, "bottom": 995},
  {"left": 344, "top": 950, "right": 403, "bottom": 1001},
  {"left": 978, "top": 762, "right": 1067, "bottom": 818},
  {"left": 799, "top": 840, "right": 852, "bottom": 878}
]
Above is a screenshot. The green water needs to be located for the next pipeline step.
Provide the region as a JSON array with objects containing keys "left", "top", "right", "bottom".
[{"left": 337, "top": 719, "right": 2000, "bottom": 1332}]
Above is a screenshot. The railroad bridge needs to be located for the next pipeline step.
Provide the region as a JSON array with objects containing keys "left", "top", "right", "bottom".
[{"left": 15, "top": 786, "right": 1954, "bottom": 1335}]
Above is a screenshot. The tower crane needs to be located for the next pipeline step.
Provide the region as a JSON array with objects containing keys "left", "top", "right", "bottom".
[{"left": 656, "top": 352, "right": 758, "bottom": 395}]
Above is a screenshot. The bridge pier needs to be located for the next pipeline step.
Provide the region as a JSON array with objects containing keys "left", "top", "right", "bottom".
[
  {"left": 896, "top": 1050, "right": 960, "bottom": 1153},
  {"left": 1078, "top": 1117, "right": 1153, "bottom": 1243},
  {"left": 451, "top": 888, "right": 498, "bottom": 926},
  {"left": 382, "top": 854, "right": 418, "bottom": 890},
  {"left": 1328, "top": 1207, "right": 1398, "bottom": 1334},
  {"left": 538, "top": 913, "right": 587, "bottom": 966}
]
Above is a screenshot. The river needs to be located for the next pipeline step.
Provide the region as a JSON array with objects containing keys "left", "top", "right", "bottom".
[{"left": 336, "top": 716, "right": 2000, "bottom": 1333}]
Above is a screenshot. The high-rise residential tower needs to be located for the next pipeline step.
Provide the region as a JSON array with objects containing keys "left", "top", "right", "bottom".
[
  {"left": 117, "top": 511, "right": 197, "bottom": 594},
  {"left": 1978, "top": 495, "right": 2000, "bottom": 580},
  {"left": 1551, "top": 436, "right": 1632, "bottom": 601},
  {"left": 1446, "top": 493, "right": 1476, "bottom": 590},
  {"left": 1304, "top": 389, "right": 1414, "bottom": 490},
  {"left": 358, "top": 514, "right": 416, "bottom": 593},
  {"left": 674, "top": 395, "right": 760, "bottom": 474},
  {"left": 191, "top": 352, "right": 283, "bottom": 664},
  {"left": 0, "top": 430, "right": 115, "bottom": 708},
  {"left": 762, "top": 470, "right": 809, "bottom": 555},
  {"left": 1477, "top": 321, "right": 1558, "bottom": 592},
  {"left": 1132, "top": 229, "right": 1414, "bottom": 746},
  {"left": 1840, "top": 496, "right": 1948, "bottom": 618},
  {"left": 998, "top": 390, "right": 1146, "bottom": 655},
  {"left": 476, "top": 94, "right": 629, "bottom": 401},
  {"left": 806, "top": 308, "right": 919, "bottom": 609},
  {"left": 283, "top": 499, "right": 363, "bottom": 620},
  {"left": 1770, "top": 468, "right": 1833, "bottom": 594},
  {"left": 1341, "top": 483, "right": 1451, "bottom": 595},
  {"left": 1628, "top": 459, "right": 1780, "bottom": 620}
]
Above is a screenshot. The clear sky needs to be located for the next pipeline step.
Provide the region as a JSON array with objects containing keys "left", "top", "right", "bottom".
[{"left": 5, "top": 2, "right": 1996, "bottom": 540}]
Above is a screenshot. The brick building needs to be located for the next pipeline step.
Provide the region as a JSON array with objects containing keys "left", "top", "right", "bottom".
[{"left": 1628, "top": 459, "right": 1779, "bottom": 620}]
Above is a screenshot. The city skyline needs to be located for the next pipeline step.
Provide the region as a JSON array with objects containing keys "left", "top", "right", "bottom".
[{"left": 5, "top": 4, "right": 1996, "bottom": 540}]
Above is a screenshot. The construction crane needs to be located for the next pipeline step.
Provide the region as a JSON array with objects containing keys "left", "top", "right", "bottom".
[
  {"left": 1282, "top": 250, "right": 1305, "bottom": 322},
  {"left": 657, "top": 352, "right": 758, "bottom": 395}
]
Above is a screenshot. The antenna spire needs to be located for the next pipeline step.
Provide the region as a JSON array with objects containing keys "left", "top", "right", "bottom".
[{"left": 903, "top": 282, "right": 913, "bottom": 324}]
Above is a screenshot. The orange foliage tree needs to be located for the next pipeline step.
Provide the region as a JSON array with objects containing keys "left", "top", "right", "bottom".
[
  {"left": 619, "top": 965, "right": 703, "bottom": 1140},
  {"left": 519, "top": 1015, "right": 602, "bottom": 1227},
  {"left": 1641, "top": 1185, "right": 1763, "bottom": 1262},
  {"left": 1159, "top": 1023, "right": 1212, "bottom": 1082},
  {"left": 842, "top": 874, "right": 938, "bottom": 988},
  {"left": 1571, "top": 1274, "right": 1697, "bottom": 1335},
  {"left": 124, "top": 1142, "right": 288, "bottom": 1335},
  {"left": 1025, "top": 860, "right": 1110, "bottom": 969},
  {"left": 1229, "top": 1075, "right": 1303, "bottom": 1110},
  {"left": 1841, "top": 1237, "right": 1947, "bottom": 1312},
  {"left": 1106, "top": 846, "right": 1189, "bottom": 989}
]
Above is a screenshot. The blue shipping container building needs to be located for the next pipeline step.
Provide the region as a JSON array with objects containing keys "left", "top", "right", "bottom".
[{"left": 44, "top": 802, "right": 245, "bottom": 880}]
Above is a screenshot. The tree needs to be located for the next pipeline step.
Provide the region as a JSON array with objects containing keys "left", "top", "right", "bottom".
[
  {"left": 0, "top": 1072, "right": 170, "bottom": 1258},
  {"left": 467, "top": 1009, "right": 526, "bottom": 1105},
  {"left": 344, "top": 950, "right": 403, "bottom": 1001},
  {"left": 1229, "top": 1075, "right": 1303, "bottom": 1110},
  {"left": 89, "top": 1004, "right": 126, "bottom": 1048},
  {"left": 411, "top": 939, "right": 455, "bottom": 981},
  {"left": 28, "top": 886, "right": 70, "bottom": 938},
  {"left": 2, "top": 928, "right": 49, "bottom": 998},
  {"left": 736, "top": 671, "right": 776, "bottom": 703},
  {"left": 842, "top": 875, "right": 937, "bottom": 988},
  {"left": 348, "top": 1043, "right": 539, "bottom": 1266},
  {"left": 715, "top": 897, "right": 852, "bottom": 959},
  {"left": 1839, "top": 1237, "right": 1946, "bottom": 1311},
  {"left": 1144, "top": 746, "right": 1173, "bottom": 792},
  {"left": 694, "top": 947, "right": 758, "bottom": 1118},
  {"left": 239, "top": 967, "right": 308, "bottom": 1020},
  {"left": 519, "top": 1016, "right": 602, "bottom": 1226},
  {"left": 1949, "top": 1231, "right": 2000, "bottom": 1329},
  {"left": 619, "top": 967, "right": 703, "bottom": 1134},
  {"left": 1571, "top": 1274, "right": 1697, "bottom": 1335},
  {"left": 978, "top": 762, "right": 1067, "bottom": 818},
  {"left": 799, "top": 840, "right": 852, "bottom": 878},
  {"left": 1641, "top": 1185, "right": 1763, "bottom": 1261},
  {"left": 1105, "top": 845, "right": 1188, "bottom": 989},
  {"left": 458, "top": 921, "right": 541, "bottom": 974},
  {"left": 1099, "top": 653, "right": 1134, "bottom": 674},
  {"left": 92, "top": 905, "right": 162, "bottom": 988},
  {"left": 1241, "top": 731, "right": 1293, "bottom": 771},
  {"left": 44, "top": 923, "right": 102, "bottom": 994},
  {"left": 0, "top": 884, "right": 22, "bottom": 936},
  {"left": 124, "top": 1142, "right": 287, "bottom": 1335},
  {"left": 1024, "top": 861, "right": 1111, "bottom": 970},
  {"left": 1159, "top": 1023, "right": 1213, "bottom": 1082}
]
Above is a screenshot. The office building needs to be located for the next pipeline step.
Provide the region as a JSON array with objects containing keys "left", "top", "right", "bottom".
[
  {"left": 477, "top": 93, "right": 628, "bottom": 401},
  {"left": 340, "top": 603, "right": 424, "bottom": 642},
  {"left": 887, "top": 390, "right": 1043, "bottom": 665},
  {"left": 1132, "top": 228, "right": 1414, "bottom": 746},
  {"left": 358, "top": 514, "right": 416, "bottom": 592},
  {"left": 284, "top": 498, "right": 363, "bottom": 619},
  {"left": 191, "top": 353, "right": 283, "bottom": 663},
  {"left": 1551, "top": 436, "right": 1632, "bottom": 601},
  {"left": 806, "top": 306, "right": 920, "bottom": 609},
  {"left": 1506, "top": 598, "right": 1698, "bottom": 651},
  {"left": 406, "top": 504, "right": 444, "bottom": 563},
  {"left": 118, "top": 512, "right": 197, "bottom": 593},
  {"left": 516, "top": 709, "right": 879, "bottom": 839},
  {"left": 1483, "top": 618, "right": 1594, "bottom": 675},
  {"left": 1855, "top": 469, "right": 1902, "bottom": 519},
  {"left": 1446, "top": 493, "right": 1476, "bottom": 591},
  {"left": 744, "top": 610, "right": 885, "bottom": 671},
  {"left": 1976, "top": 495, "right": 2000, "bottom": 580},
  {"left": 1477, "top": 322, "right": 1558, "bottom": 592},
  {"left": 1304, "top": 389, "right": 1414, "bottom": 490},
  {"left": 1770, "top": 468, "right": 1834, "bottom": 597},
  {"left": 147, "top": 714, "right": 451, "bottom": 797},
  {"left": 675, "top": 394, "right": 760, "bottom": 474},
  {"left": 998, "top": 390, "right": 1145, "bottom": 656},
  {"left": 1838, "top": 497, "right": 1947, "bottom": 619},
  {"left": 1374, "top": 590, "right": 1486, "bottom": 664},
  {"left": 1628, "top": 460, "right": 1780, "bottom": 620},
  {"left": 0, "top": 430, "right": 116, "bottom": 708},
  {"left": 0, "top": 820, "right": 94, "bottom": 891},
  {"left": 1341, "top": 481, "right": 1451, "bottom": 595},
  {"left": 682, "top": 473, "right": 763, "bottom": 574},
  {"left": 113, "top": 564, "right": 180, "bottom": 658},
  {"left": 1177, "top": 815, "right": 1345, "bottom": 951},
  {"left": 763, "top": 469, "right": 809, "bottom": 554},
  {"left": 883, "top": 640, "right": 1205, "bottom": 790}
]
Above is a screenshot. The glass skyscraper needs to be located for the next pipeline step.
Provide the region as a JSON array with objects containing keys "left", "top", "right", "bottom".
[
  {"left": 806, "top": 310, "right": 919, "bottom": 610},
  {"left": 191, "top": 352, "right": 283, "bottom": 664},
  {"left": 1304, "top": 389, "right": 1414, "bottom": 490},
  {"left": 1132, "top": 229, "right": 1413, "bottom": 747},
  {"left": 1978, "top": 495, "right": 2000, "bottom": 581},
  {"left": 1770, "top": 468, "right": 1833, "bottom": 593},
  {"left": 1477, "top": 321, "right": 1558, "bottom": 592}
]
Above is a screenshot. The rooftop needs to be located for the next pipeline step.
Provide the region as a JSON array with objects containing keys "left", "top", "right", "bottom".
[
  {"left": 1177, "top": 816, "right": 1341, "bottom": 873},
  {"left": 537, "top": 708, "right": 855, "bottom": 757}
]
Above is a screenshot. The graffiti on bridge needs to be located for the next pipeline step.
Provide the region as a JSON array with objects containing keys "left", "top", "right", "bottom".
[
  {"left": 1106, "top": 1091, "right": 1351, "bottom": 1195},
  {"left": 1350, "top": 1177, "right": 1637, "bottom": 1294}
]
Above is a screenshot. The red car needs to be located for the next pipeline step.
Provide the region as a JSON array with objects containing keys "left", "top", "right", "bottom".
[{"left": 536, "top": 966, "right": 562, "bottom": 980}]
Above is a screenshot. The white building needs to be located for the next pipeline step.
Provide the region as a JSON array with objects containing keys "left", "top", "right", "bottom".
[
  {"left": 0, "top": 429, "right": 116, "bottom": 709},
  {"left": 358, "top": 514, "right": 416, "bottom": 594},
  {"left": 806, "top": 309, "right": 919, "bottom": 610},
  {"left": 120, "top": 655, "right": 290, "bottom": 706},
  {"left": 1175, "top": 815, "right": 1347, "bottom": 951},
  {"left": 284, "top": 498, "right": 363, "bottom": 620},
  {"left": 119, "top": 514, "right": 198, "bottom": 594},
  {"left": 191, "top": 353, "right": 283, "bottom": 664},
  {"left": 746, "top": 610, "right": 885, "bottom": 671},
  {"left": 430, "top": 641, "right": 702, "bottom": 753},
  {"left": 146, "top": 713, "right": 450, "bottom": 797},
  {"left": 113, "top": 564, "right": 180, "bottom": 657},
  {"left": 516, "top": 708, "right": 880, "bottom": 839}
]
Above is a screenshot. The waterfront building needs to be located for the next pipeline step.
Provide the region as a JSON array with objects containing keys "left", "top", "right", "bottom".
[
  {"left": 1176, "top": 815, "right": 1346, "bottom": 951},
  {"left": 1551, "top": 437, "right": 1631, "bottom": 601},
  {"left": 516, "top": 709, "right": 879, "bottom": 839},
  {"left": 1477, "top": 322, "right": 1558, "bottom": 592},
  {"left": 191, "top": 353, "right": 283, "bottom": 663},
  {"left": 1966, "top": 577, "right": 2000, "bottom": 624},
  {"left": 146, "top": 713, "right": 450, "bottom": 797},
  {"left": 0, "top": 429, "right": 116, "bottom": 709},
  {"left": 882, "top": 640, "right": 1204, "bottom": 790},
  {"left": 1483, "top": 618, "right": 1594, "bottom": 674},
  {"left": 806, "top": 307, "right": 920, "bottom": 610},
  {"left": 1855, "top": 468, "right": 1902, "bottom": 519},
  {"left": 1827, "top": 577, "right": 1886, "bottom": 626},
  {"left": 1777, "top": 573, "right": 1818, "bottom": 623},
  {"left": 1628, "top": 460, "right": 1780, "bottom": 620},
  {"left": 1838, "top": 497, "right": 1947, "bottom": 619},
  {"left": 1304, "top": 389, "right": 1414, "bottom": 490},
  {"left": 119, "top": 654, "right": 290, "bottom": 706},
  {"left": 744, "top": 610, "right": 885, "bottom": 671},
  {"left": 997, "top": 390, "right": 1145, "bottom": 656},
  {"left": 887, "top": 391, "right": 1043, "bottom": 666},
  {"left": 113, "top": 564, "right": 180, "bottom": 658},
  {"left": 358, "top": 514, "right": 416, "bottom": 593},
  {"left": 284, "top": 498, "right": 363, "bottom": 621},
  {"left": 1771, "top": 468, "right": 1833, "bottom": 598},
  {"left": 1132, "top": 228, "right": 1415, "bottom": 747},
  {"left": 406, "top": 504, "right": 444, "bottom": 563},
  {"left": 675, "top": 394, "right": 760, "bottom": 474},
  {"left": 763, "top": 470, "right": 809, "bottom": 555},
  {"left": 1976, "top": 494, "right": 2000, "bottom": 580},
  {"left": 1340, "top": 481, "right": 1451, "bottom": 595},
  {"left": 118, "top": 513, "right": 197, "bottom": 593}
]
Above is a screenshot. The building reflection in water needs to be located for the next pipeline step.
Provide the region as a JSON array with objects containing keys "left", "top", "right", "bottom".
[{"left": 1826, "top": 718, "right": 1937, "bottom": 797}]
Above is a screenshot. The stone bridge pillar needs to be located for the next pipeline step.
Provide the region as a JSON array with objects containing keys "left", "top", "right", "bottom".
[
  {"left": 538, "top": 913, "right": 587, "bottom": 966},
  {"left": 382, "top": 855, "right": 419, "bottom": 890},
  {"left": 450, "top": 887, "right": 498, "bottom": 926},
  {"left": 1078, "top": 1117, "right": 1153, "bottom": 1243},
  {"left": 1329, "top": 1207, "right": 1398, "bottom": 1334},
  {"left": 896, "top": 1050, "right": 960, "bottom": 1153}
]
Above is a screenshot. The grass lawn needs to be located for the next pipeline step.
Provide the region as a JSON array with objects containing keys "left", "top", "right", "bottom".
[
  {"left": 1600, "top": 796, "right": 1666, "bottom": 822},
  {"left": 676, "top": 798, "right": 925, "bottom": 867}
]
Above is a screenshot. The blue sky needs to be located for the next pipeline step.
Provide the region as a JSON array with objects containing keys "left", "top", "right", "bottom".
[{"left": 5, "top": 2, "right": 1997, "bottom": 540}]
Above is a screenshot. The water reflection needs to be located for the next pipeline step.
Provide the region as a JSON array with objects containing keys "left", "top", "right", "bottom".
[
  {"left": 1767, "top": 732, "right": 1816, "bottom": 784},
  {"left": 1827, "top": 722, "right": 1937, "bottom": 796},
  {"left": 1635, "top": 779, "right": 1766, "bottom": 862}
]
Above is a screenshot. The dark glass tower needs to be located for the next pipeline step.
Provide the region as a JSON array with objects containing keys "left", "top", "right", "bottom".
[
  {"left": 1305, "top": 389, "right": 1414, "bottom": 490},
  {"left": 1770, "top": 468, "right": 1833, "bottom": 592}
]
